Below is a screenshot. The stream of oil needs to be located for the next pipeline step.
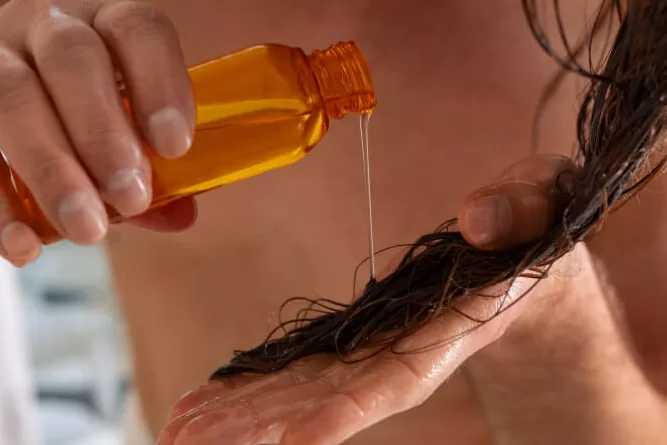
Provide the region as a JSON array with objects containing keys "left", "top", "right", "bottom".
[{"left": 360, "top": 111, "right": 376, "bottom": 280}]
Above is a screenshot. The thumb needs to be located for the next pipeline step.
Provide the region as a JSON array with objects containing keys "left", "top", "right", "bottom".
[{"left": 458, "top": 155, "right": 578, "bottom": 251}]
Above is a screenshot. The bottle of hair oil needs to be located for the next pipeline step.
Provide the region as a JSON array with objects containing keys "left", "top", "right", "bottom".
[{"left": 0, "top": 42, "right": 377, "bottom": 243}]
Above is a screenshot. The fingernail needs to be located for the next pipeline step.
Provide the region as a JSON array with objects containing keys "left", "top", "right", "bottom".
[
  {"left": 555, "top": 170, "right": 580, "bottom": 198},
  {"left": 58, "top": 191, "right": 107, "bottom": 243},
  {"left": 174, "top": 408, "right": 257, "bottom": 445},
  {"left": 147, "top": 108, "right": 193, "bottom": 158},
  {"left": 463, "top": 195, "right": 512, "bottom": 247},
  {"left": 105, "top": 169, "right": 151, "bottom": 216},
  {"left": 0, "top": 222, "right": 41, "bottom": 265}
]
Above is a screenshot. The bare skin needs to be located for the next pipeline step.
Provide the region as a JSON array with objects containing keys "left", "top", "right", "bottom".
[{"left": 2, "top": 1, "right": 667, "bottom": 444}]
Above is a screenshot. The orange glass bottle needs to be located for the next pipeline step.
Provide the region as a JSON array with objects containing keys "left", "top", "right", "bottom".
[{"left": 0, "top": 41, "right": 377, "bottom": 244}]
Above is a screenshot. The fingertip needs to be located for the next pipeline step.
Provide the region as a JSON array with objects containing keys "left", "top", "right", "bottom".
[
  {"left": 103, "top": 168, "right": 152, "bottom": 217},
  {"left": 147, "top": 107, "right": 193, "bottom": 159},
  {"left": 167, "top": 381, "right": 228, "bottom": 422},
  {"left": 0, "top": 221, "right": 43, "bottom": 267},
  {"left": 458, "top": 194, "right": 513, "bottom": 250},
  {"left": 58, "top": 191, "right": 108, "bottom": 244},
  {"left": 459, "top": 181, "right": 551, "bottom": 251},
  {"left": 171, "top": 405, "right": 259, "bottom": 445}
]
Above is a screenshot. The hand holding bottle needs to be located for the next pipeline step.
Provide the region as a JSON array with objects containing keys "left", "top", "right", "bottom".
[{"left": 0, "top": 0, "right": 197, "bottom": 266}]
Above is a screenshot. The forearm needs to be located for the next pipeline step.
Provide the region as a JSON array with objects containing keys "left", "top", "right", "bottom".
[{"left": 466, "top": 245, "right": 667, "bottom": 444}]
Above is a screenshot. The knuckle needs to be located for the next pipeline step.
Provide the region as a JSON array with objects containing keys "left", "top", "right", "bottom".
[
  {"left": 382, "top": 355, "right": 423, "bottom": 385},
  {"left": 316, "top": 368, "right": 370, "bottom": 415},
  {"left": 77, "top": 119, "right": 130, "bottom": 159},
  {"left": 72, "top": 122, "right": 138, "bottom": 173},
  {"left": 95, "top": 2, "right": 174, "bottom": 40},
  {"left": 378, "top": 355, "right": 427, "bottom": 408},
  {"left": 332, "top": 389, "right": 368, "bottom": 418},
  {"left": 80, "top": 121, "right": 126, "bottom": 149},
  {"left": 0, "top": 45, "right": 36, "bottom": 104},
  {"left": 24, "top": 154, "right": 74, "bottom": 194},
  {"left": 31, "top": 17, "right": 101, "bottom": 66}
]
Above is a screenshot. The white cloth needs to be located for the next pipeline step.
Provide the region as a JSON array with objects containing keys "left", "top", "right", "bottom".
[
  {"left": 121, "top": 391, "right": 153, "bottom": 445},
  {"left": 0, "top": 260, "right": 41, "bottom": 445}
]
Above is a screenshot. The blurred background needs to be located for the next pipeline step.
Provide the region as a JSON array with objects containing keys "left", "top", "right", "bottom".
[{"left": 1, "top": 242, "right": 130, "bottom": 445}]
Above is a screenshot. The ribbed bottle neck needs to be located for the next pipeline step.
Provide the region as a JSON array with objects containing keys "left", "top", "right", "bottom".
[{"left": 307, "top": 41, "right": 377, "bottom": 120}]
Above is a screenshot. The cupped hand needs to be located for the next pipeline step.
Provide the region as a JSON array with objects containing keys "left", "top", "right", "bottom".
[
  {"left": 0, "top": 0, "right": 196, "bottom": 267},
  {"left": 157, "top": 154, "right": 582, "bottom": 445}
]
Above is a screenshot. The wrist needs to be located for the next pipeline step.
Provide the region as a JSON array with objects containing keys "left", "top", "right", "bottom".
[
  {"left": 465, "top": 244, "right": 667, "bottom": 444},
  {"left": 480, "top": 244, "right": 589, "bottom": 359}
]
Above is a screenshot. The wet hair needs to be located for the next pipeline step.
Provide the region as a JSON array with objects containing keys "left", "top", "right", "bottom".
[{"left": 211, "top": 0, "right": 667, "bottom": 379}]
